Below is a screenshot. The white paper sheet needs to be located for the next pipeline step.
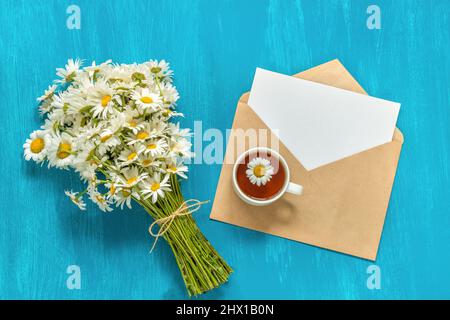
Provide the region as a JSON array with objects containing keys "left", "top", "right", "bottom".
[{"left": 248, "top": 68, "right": 401, "bottom": 171}]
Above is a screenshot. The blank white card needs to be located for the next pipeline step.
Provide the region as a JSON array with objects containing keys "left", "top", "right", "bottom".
[{"left": 248, "top": 68, "right": 401, "bottom": 171}]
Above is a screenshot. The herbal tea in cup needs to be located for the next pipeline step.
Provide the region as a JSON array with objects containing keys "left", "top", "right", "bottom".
[{"left": 232, "top": 147, "right": 303, "bottom": 206}]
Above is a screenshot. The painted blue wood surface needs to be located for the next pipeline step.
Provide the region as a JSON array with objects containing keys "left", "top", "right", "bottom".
[{"left": 1, "top": 0, "right": 449, "bottom": 299}]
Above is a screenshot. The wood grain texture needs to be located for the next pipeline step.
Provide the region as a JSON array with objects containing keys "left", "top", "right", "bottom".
[{"left": 1, "top": 0, "right": 449, "bottom": 299}]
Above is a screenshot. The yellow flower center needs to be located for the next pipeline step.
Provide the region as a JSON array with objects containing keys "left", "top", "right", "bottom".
[
  {"left": 70, "top": 197, "right": 80, "bottom": 205},
  {"left": 101, "top": 95, "right": 112, "bottom": 107},
  {"left": 136, "top": 131, "right": 149, "bottom": 140},
  {"left": 89, "top": 158, "right": 99, "bottom": 165},
  {"left": 151, "top": 183, "right": 160, "bottom": 192},
  {"left": 140, "top": 96, "right": 153, "bottom": 104},
  {"left": 253, "top": 165, "right": 266, "bottom": 178},
  {"left": 168, "top": 166, "right": 177, "bottom": 172},
  {"left": 100, "top": 134, "right": 112, "bottom": 142},
  {"left": 142, "top": 159, "right": 152, "bottom": 166},
  {"left": 126, "top": 177, "right": 137, "bottom": 185},
  {"left": 122, "top": 189, "right": 131, "bottom": 197},
  {"left": 147, "top": 143, "right": 157, "bottom": 150},
  {"left": 127, "top": 152, "right": 137, "bottom": 161},
  {"left": 128, "top": 119, "right": 137, "bottom": 127},
  {"left": 109, "top": 184, "right": 116, "bottom": 195},
  {"left": 30, "top": 138, "right": 45, "bottom": 154},
  {"left": 96, "top": 195, "right": 105, "bottom": 204},
  {"left": 57, "top": 142, "right": 72, "bottom": 159}
]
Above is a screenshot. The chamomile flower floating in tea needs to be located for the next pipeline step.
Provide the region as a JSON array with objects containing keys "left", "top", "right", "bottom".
[
  {"left": 246, "top": 157, "right": 275, "bottom": 187},
  {"left": 23, "top": 58, "right": 232, "bottom": 296}
]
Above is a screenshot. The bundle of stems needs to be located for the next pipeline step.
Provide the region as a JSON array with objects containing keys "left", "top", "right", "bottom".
[{"left": 138, "top": 175, "right": 232, "bottom": 296}]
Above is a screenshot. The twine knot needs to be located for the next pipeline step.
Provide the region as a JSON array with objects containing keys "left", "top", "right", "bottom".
[{"left": 148, "top": 199, "right": 209, "bottom": 252}]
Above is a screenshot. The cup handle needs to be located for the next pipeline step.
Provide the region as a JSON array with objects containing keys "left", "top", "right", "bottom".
[{"left": 286, "top": 182, "right": 303, "bottom": 196}]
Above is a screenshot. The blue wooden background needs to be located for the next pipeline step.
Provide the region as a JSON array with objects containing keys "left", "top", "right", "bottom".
[{"left": 1, "top": 0, "right": 449, "bottom": 299}]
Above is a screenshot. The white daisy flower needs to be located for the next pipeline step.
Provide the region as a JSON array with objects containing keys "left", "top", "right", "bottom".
[
  {"left": 168, "top": 123, "right": 191, "bottom": 138},
  {"left": 113, "top": 187, "right": 140, "bottom": 210},
  {"left": 93, "top": 117, "right": 121, "bottom": 154},
  {"left": 116, "top": 166, "right": 148, "bottom": 189},
  {"left": 122, "top": 109, "right": 145, "bottom": 134},
  {"left": 145, "top": 59, "right": 173, "bottom": 79},
  {"left": 131, "top": 88, "right": 162, "bottom": 111},
  {"left": 165, "top": 160, "right": 188, "bottom": 179},
  {"left": 118, "top": 148, "right": 140, "bottom": 166},
  {"left": 131, "top": 64, "right": 153, "bottom": 82},
  {"left": 127, "top": 120, "right": 165, "bottom": 145},
  {"left": 139, "top": 155, "right": 161, "bottom": 169},
  {"left": 98, "top": 128, "right": 121, "bottom": 148},
  {"left": 127, "top": 127, "right": 152, "bottom": 145},
  {"left": 104, "top": 65, "right": 134, "bottom": 83},
  {"left": 141, "top": 173, "right": 171, "bottom": 203},
  {"left": 23, "top": 130, "right": 48, "bottom": 163},
  {"left": 148, "top": 120, "right": 168, "bottom": 137},
  {"left": 37, "top": 85, "right": 57, "bottom": 103},
  {"left": 72, "top": 142, "right": 102, "bottom": 182},
  {"left": 88, "top": 188, "right": 112, "bottom": 212},
  {"left": 73, "top": 71, "right": 95, "bottom": 91},
  {"left": 168, "top": 138, "right": 192, "bottom": 158},
  {"left": 105, "top": 181, "right": 117, "bottom": 200},
  {"left": 48, "top": 93, "right": 68, "bottom": 125},
  {"left": 75, "top": 163, "right": 97, "bottom": 183},
  {"left": 83, "top": 59, "right": 112, "bottom": 79},
  {"left": 246, "top": 157, "right": 275, "bottom": 187},
  {"left": 38, "top": 100, "right": 53, "bottom": 116},
  {"left": 160, "top": 81, "right": 179, "bottom": 105},
  {"left": 90, "top": 81, "right": 117, "bottom": 118},
  {"left": 162, "top": 108, "right": 184, "bottom": 119},
  {"left": 65, "top": 95, "right": 90, "bottom": 116},
  {"left": 56, "top": 58, "right": 82, "bottom": 84},
  {"left": 64, "top": 190, "right": 87, "bottom": 211},
  {"left": 47, "top": 133, "right": 75, "bottom": 168},
  {"left": 97, "top": 129, "right": 121, "bottom": 156},
  {"left": 41, "top": 118, "right": 59, "bottom": 135},
  {"left": 139, "top": 138, "right": 168, "bottom": 157}
]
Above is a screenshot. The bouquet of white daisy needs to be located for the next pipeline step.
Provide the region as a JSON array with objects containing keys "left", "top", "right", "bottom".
[{"left": 23, "top": 58, "right": 232, "bottom": 296}]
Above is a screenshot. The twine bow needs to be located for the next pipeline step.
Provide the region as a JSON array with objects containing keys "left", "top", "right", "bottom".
[{"left": 148, "top": 199, "right": 210, "bottom": 253}]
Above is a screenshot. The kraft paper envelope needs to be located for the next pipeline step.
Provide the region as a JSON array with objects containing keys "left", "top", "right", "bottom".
[{"left": 210, "top": 59, "right": 404, "bottom": 261}]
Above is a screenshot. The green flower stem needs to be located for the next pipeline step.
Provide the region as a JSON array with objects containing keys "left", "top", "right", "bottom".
[{"left": 138, "top": 175, "right": 232, "bottom": 296}]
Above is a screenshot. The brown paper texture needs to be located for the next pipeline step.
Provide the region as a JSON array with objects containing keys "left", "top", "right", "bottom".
[{"left": 210, "top": 59, "right": 404, "bottom": 261}]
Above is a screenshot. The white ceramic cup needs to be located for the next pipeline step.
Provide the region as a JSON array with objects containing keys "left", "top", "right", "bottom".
[{"left": 232, "top": 147, "right": 303, "bottom": 206}]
